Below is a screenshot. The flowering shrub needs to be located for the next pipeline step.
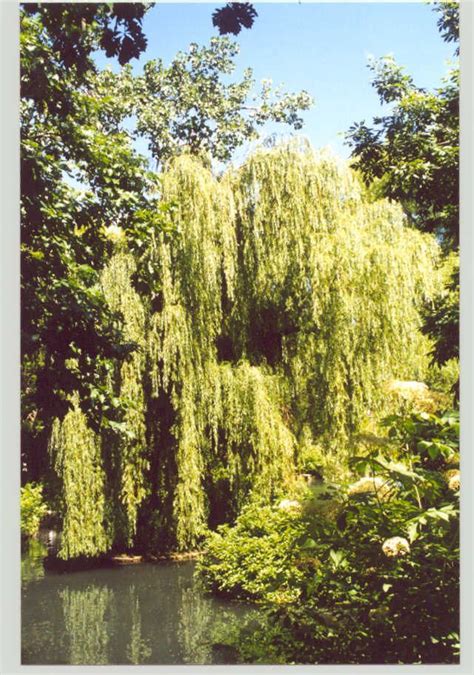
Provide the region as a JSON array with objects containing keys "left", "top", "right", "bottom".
[{"left": 198, "top": 409, "right": 460, "bottom": 664}]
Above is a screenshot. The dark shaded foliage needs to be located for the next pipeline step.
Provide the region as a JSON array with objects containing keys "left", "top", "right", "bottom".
[{"left": 213, "top": 3, "right": 257, "bottom": 35}]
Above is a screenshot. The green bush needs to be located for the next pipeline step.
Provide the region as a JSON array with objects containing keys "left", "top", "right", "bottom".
[
  {"left": 198, "top": 410, "right": 460, "bottom": 664},
  {"left": 20, "top": 482, "right": 48, "bottom": 537},
  {"left": 197, "top": 501, "right": 309, "bottom": 603}
]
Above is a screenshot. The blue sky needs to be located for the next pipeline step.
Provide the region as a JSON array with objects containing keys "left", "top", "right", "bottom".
[{"left": 96, "top": 2, "right": 456, "bottom": 161}]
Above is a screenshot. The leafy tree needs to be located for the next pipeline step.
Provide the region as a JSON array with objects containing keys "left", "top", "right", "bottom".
[
  {"left": 48, "top": 146, "right": 440, "bottom": 558},
  {"left": 345, "top": 2, "right": 459, "bottom": 376},
  {"left": 21, "top": 3, "right": 156, "bottom": 481},
  {"left": 346, "top": 1, "right": 459, "bottom": 248},
  {"left": 103, "top": 37, "right": 313, "bottom": 165}
]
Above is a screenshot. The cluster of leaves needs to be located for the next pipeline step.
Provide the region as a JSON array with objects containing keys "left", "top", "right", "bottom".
[
  {"left": 22, "top": 3, "right": 151, "bottom": 71},
  {"left": 213, "top": 3, "right": 257, "bottom": 36},
  {"left": 383, "top": 408, "right": 459, "bottom": 469},
  {"left": 20, "top": 482, "right": 48, "bottom": 537},
  {"left": 20, "top": 3, "right": 155, "bottom": 469},
  {"left": 422, "top": 253, "right": 459, "bottom": 367},
  {"left": 345, "top": 1, "right": 459, "bottom": 395},
  {"left": 199, "top": 409, "right": 459, "bottom": 664}
]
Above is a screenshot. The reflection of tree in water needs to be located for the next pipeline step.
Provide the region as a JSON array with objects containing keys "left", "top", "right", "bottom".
[
  {"left": 178, "top": 575, "right": 261, "bottom": 664},
  {"left": 21, "top": 539, "right": 47, "bottom": 585},
  {"left": 23, "top": 560, "right": 260, "bottom": 665},
  {"left": 61, "top": 585, "right": 113, "bottom": 664},
  {"left": 178, "top": 581, "right": 214, "bottom": 664},
  {"left": 125, "top": 586, "right": 152, "bottom": 664}
]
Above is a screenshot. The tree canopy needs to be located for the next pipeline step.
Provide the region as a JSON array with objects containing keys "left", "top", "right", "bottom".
[
  {"left": 99, "top": 38, "right": 312, "bottom": 165},
  {"left": 345, "top": 1, "right": 459, "bottom": 376}
]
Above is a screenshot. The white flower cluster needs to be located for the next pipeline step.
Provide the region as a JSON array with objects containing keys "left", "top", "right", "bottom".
[
  {"left": 103, "top": 224, "right": 125, "bottom": 243},
  {"left": 382, "top": 536, "right": 410, "bottom": 558},
  {"left": 277, "top": 499, "right": 301, "bottom": 511},
  {"left": 388, "top": 380, "right": 428, "bottom": 396},
  {"left": 444, "top": 469, "right": 460, "bottom": 492},
  {"left": 347, "top": 476, "right": 392, "bottom": 501}
]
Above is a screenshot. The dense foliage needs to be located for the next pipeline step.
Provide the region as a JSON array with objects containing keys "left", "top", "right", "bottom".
[
  {"left": 20, "top": 2, "right": 311, "bottom": 502},
  {"left": 21, "top": 2, "right": 157, "bottom": 483},
  {"left": 345, "top": 0, "right": 459, "bottom": 400},
  {"left": 42, "top": 145, "right": 441, "bottom": 558},
  {"left": 199, "top": 409, "right": 460, "bottom": 664},
  {"left": 20, "top": 482, "right": 48, "bottom": 537}
]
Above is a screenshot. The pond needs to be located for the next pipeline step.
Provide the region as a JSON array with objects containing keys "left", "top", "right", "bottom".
[{"left": 21, "top": 536, "right": 257, "bottom": 665}]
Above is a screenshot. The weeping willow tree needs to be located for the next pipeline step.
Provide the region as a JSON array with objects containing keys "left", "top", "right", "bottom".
[
  {"left": 48, "top": 142, "right": 440, "bottom": 558},
  {"left": 232, "top": 145, "right": 438, "bottom": 430}
]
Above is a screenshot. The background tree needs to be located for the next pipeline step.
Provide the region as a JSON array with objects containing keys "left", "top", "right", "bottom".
[
  {"left": 345, "top": 1, "right": 459, "bottom": 373},
  {"left": 101, "top": 38, "right": 312, "bottom": 166},
  {"left": 21, "top": 3, "right": 157, "bottom": 482},
  {"left": 346, "top": 1, "right": 458, "bottom": 247}
]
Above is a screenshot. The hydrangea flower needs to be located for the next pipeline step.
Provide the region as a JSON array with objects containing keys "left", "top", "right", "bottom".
[
  {"left": 103, "top": 224, "right": 125, "bottom": 243},
  {"left": 382, "top": 536, "right": 410, "bottom": 557},
  {"left": 277, "top": 499, "right": 301, "bottom": 511},
  {"left": 347, "top": 476, "right": 392, "bottom": 501},
  {"left": 445, "top": 469, "right": 460, "bottom": 491}
]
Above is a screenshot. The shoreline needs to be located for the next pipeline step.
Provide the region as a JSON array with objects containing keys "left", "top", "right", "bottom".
[{"left": 38, "top": 547, "right": 204, "bottom": 571}]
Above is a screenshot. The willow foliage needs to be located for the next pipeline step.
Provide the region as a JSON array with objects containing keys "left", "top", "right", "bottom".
[
  {"left": 48, "top": 143, "right": 440, "bottom": 557},
  {"left": 101, "top": 251, "right": 149, "bottom": 543},
  {"left": 49, "top": 394, "right": 110, "bottom": 559},
  {"left": 231, "top": 144, "right": 439, "bottom": 440}
]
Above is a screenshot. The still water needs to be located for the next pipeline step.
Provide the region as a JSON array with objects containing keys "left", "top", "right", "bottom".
[{"left": 21, "top": 538, "right": 256, "bottom": 665}]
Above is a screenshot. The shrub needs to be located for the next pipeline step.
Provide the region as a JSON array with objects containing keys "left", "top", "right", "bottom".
[
  {"left": 20, "top": 482, "right": 48, "bottom": 537},
  {"left": 197, "top": 502, "right": 308, "bottom": 603}
]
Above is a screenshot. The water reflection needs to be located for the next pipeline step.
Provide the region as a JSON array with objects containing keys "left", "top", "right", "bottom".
[
  {"left": 125, "top": 587, "right": 152, "bottom": 664},
  {"left": 21, "top": 545, "right": 256, "bottom": 665},
  {"left": 21, "top": 539, "right": 47, "bottom": 584},
  {"left": 61, "top": 586, "right": 113, "bottom": 664},
  {"left": 179, "top": 583, "right": 214, "bottom": 664}
]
